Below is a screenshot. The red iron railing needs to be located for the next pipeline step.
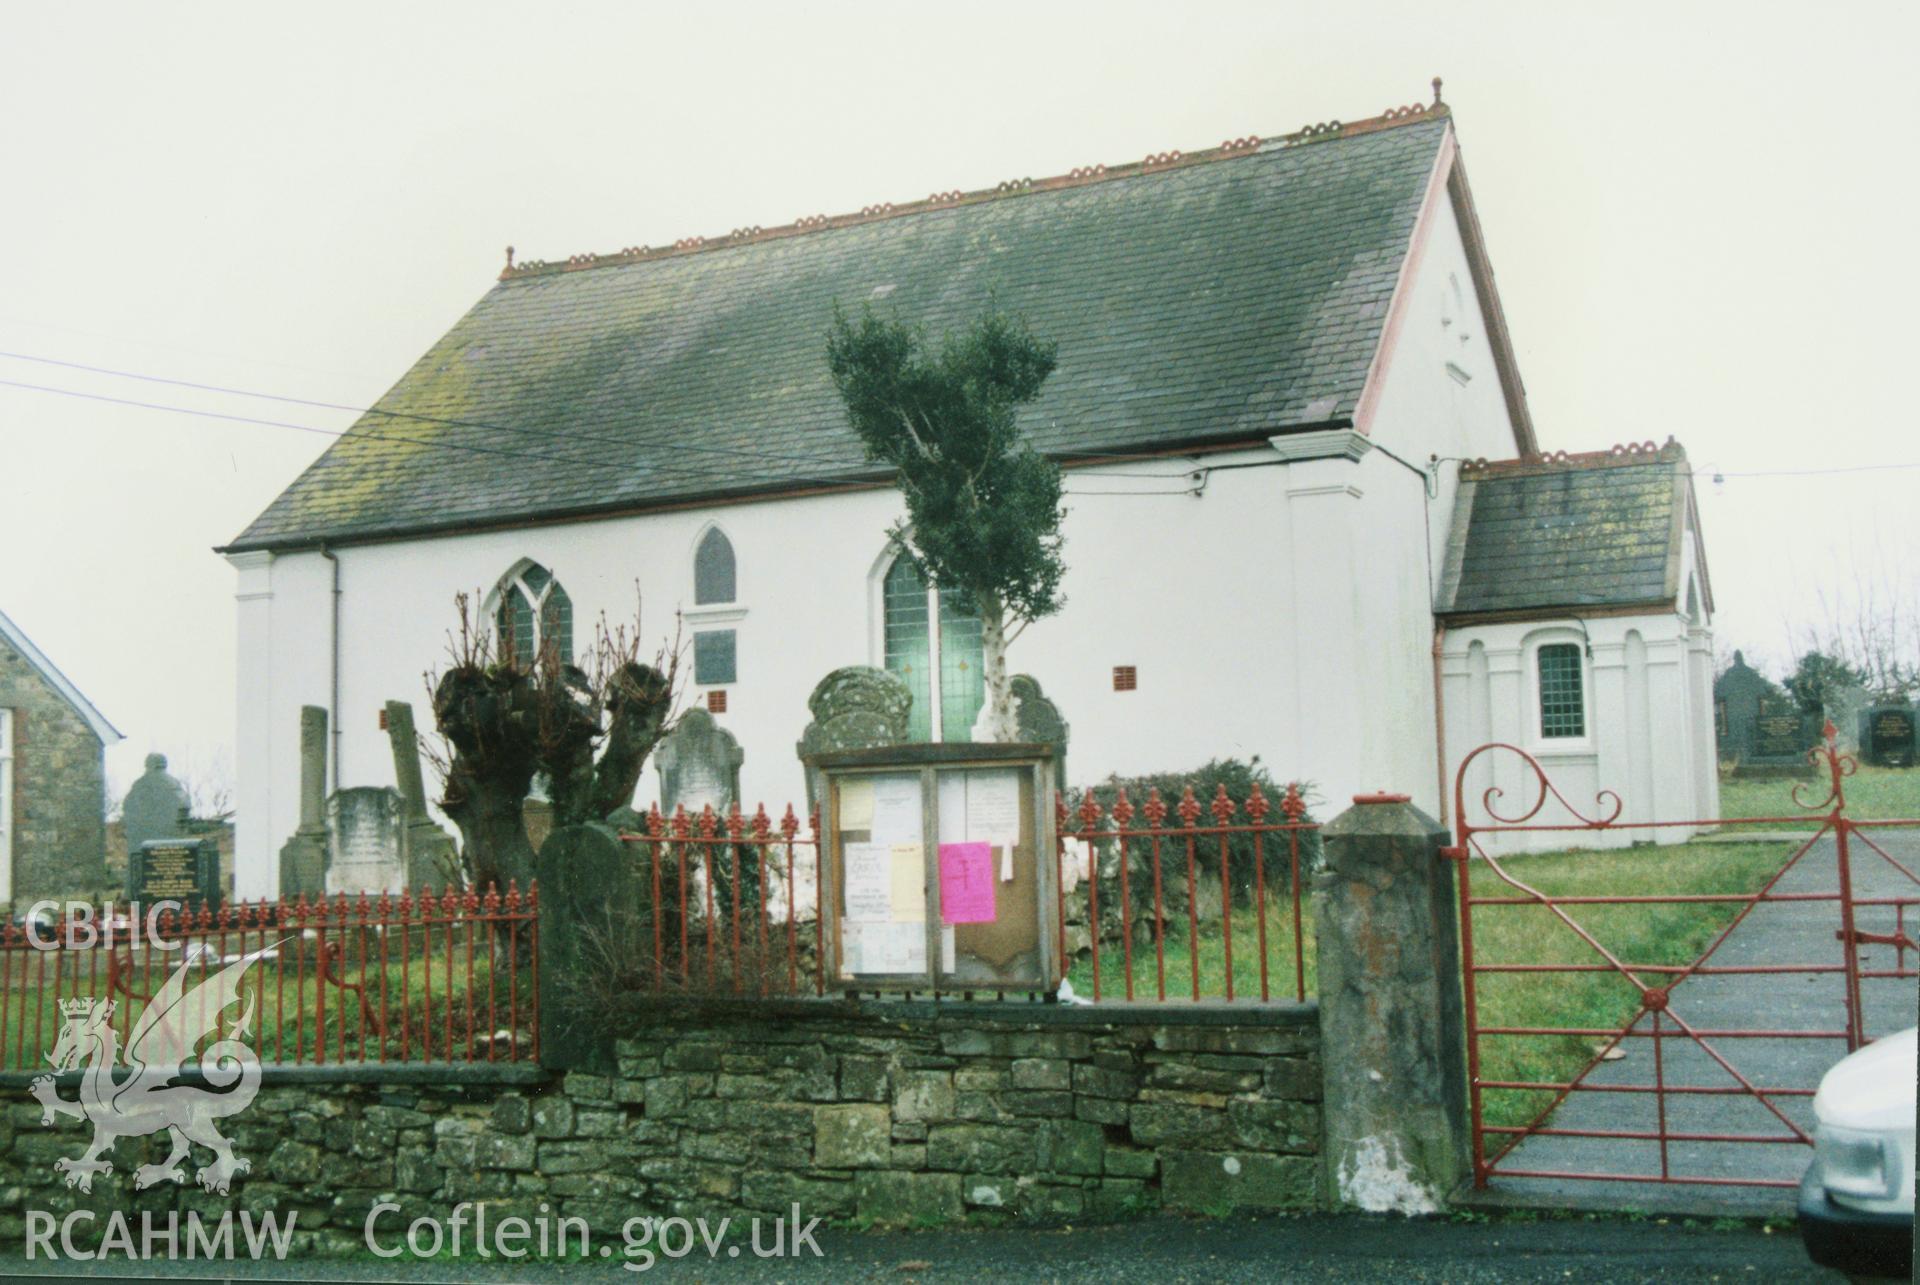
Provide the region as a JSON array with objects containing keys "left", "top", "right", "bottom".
[
  {"left": 0, "top": 884, "right": 538, "bottom": 1069},
  {"left": 1057, "top": 782, "right": 1319, "bottom": 1004},
  {"left": 619, "top": 801, "right": 824, "bottom": 997},
  {"left": 1451, "top": 724, "right": 1919, "bottom": 1193}
]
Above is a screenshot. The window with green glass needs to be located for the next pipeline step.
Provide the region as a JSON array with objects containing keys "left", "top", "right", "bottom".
[
  {"left": 1537, "top": 642, "right": 1586, "bottom": 739},
  {"left": 495, "top": 562, "right": 572, "bottom": 668},
  {"left": 882, "top": 555, "right": 985, "bottom": 742}
]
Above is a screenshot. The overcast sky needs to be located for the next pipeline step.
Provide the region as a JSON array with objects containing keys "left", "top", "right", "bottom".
[{"left": 3, "top": 1, "right": 1916, "bottom": 801}]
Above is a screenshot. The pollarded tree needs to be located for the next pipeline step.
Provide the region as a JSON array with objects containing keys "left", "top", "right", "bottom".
[
  {"left": 826, "top": 305, "right": 1066, "bottom": 741},
  {"left": 426, "top": 592, "right": 678, "bottom": 894}
]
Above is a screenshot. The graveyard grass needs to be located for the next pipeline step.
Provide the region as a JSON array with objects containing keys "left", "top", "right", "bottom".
[
  {"left": 1718, "top": 761, "right": 1920, "bottom": 821},
  {"left": 3, "top": 951, "right": 530, "bottom": 1069},
  {"left": 1066, "top": 809, "right": 1920, "bottom": 1130}
]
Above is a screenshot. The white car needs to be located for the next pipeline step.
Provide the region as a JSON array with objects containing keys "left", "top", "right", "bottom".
[{"left": 1798, "top": 1026, "right": 1915, "bottom": 1277}]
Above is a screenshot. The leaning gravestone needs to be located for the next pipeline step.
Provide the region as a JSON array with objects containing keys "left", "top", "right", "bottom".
[
  {"left": 795, "top": 666, "right": 913, "bottom": 808},
  {"left": 326, "top": 787, "right": 408, "bottom": 896},
  {"left": 384, "top": 699, "right": 460, "bottom": 889},
  {"left": 122, "top": 753, "right": 191, "bottom": 857},
  {"left": 656, "top": 707, "right": 744, "bottom": 816},
  {"left": 1863, "top": 704, "right": 1917, "bottom": 768},
  {"left": 1012, "top": 674, "right": 1069, "bottom": 790},
  {"left": 130, "top": 838, "right": 221, "bottom": 913}
]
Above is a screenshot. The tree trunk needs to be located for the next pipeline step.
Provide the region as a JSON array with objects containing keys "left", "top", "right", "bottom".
[
  {"left": 442, "top": 760, "right": 538, "bottom": 895},
  {"left": 972, "top": 591, "right": 1021, "bottom": 742}
]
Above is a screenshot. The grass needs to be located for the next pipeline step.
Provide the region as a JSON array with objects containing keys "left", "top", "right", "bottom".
[
  {"left": 1718, "top": 761, "right": 1920, "bottom": 822},
  {"left": 1465, "top": 839, "right": 1788, "bottom": 1130},
  {"left": 0, "top": 940, "right": 532, "bottom": 1070}
]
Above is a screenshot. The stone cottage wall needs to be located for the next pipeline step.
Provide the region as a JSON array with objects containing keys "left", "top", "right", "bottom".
[
  {"left": 0, "top": 634, "right": 108, "bottom": 902},
  {"left": 0, "top": 1004, "right": 1319, "bottom": 1252}
]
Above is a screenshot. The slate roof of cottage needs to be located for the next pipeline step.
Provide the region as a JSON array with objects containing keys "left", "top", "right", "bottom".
[
  {"left": 1436, "top": 440, "right": 1707, "bottom": 619},
  {"left": 228, "top": 105, "right": 1465, "bottom": 551},
  {"left": 0, "top": 608, "right": 122, "bottom": 744}
]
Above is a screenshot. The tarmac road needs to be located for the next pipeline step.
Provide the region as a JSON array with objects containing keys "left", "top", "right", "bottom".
[{"left": 0, "top": 1210, "right": 1840, "bottom": 1283}]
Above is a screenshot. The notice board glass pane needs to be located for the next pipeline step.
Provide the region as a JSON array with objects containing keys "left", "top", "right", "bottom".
[
  {"left": 832, "top": 773, "right": 929, "bottom": 979},
  {"left": 934, "top": 767, "right": 1039, "bottom": 987}
]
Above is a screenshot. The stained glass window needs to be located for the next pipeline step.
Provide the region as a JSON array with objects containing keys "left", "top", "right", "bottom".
[
  {"left": 882, "top": 555, "right": 985, "bottom": 742},
  {"left": 495, "top": 562, "right": 572, "bottom": 668}
]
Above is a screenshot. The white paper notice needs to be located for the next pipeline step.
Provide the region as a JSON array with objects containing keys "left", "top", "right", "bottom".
[
  {"left": 870, "top": 775, "right": 923, "bottom": 845},
  {"left": 838, "top": 778, "right": 875, "bottom": 830},
  {"left": 843, "top": 842, "right": 892, "bottom": 922},
  {"left": 864, "top": 922, "right": 925, "bottom": 972},
  {"left": 941, "top": 925, "right": 956, "bottom": 972},
  {"left": 965, "top": 771, "right": 1021, "bottom": 847},
  {"left": 840, "top": 922, "right": 867, "bottom": 975}
]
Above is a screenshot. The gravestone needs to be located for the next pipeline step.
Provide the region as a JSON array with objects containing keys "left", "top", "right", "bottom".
[
  {"left": 385, "top": 699, "right": 459, "bottom": 889},
  {"left": 130, "top": 838, "right": 221, "bottom": 912},
  {"left": 122, "top": 753, "right": 191, "bottom": 857},
  {"left": 1822, "top": 681, "right": 1871, "bottom": 754},
  {"left": 1011, "top": 674, "right": 1069, "bottom": 790},
  {"left": 1714, "top": 654, "right": 1817, "bottom": 775},
  {"left": 1863, "top": 703, "right": 1917, "bottom": 768},
  {"left": 656, "top": 707, "right": 744, "bottom": 816},
  {"left": 326, "top": 787, "right": 408, "bottom": 896},
  {"left": 795, "top": 666, "right": 913, "bottom": 807},
  {"left": 1753, "top": 694, "right": 1818, "bottom": 761},
  {"left": 277, "top": 705, "right": 329, "bottom": 897}
]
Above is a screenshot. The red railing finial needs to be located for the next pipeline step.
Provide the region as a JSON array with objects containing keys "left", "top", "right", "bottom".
[{"left": 1177, "top": 785, "right": 1201, "bottom": 827}]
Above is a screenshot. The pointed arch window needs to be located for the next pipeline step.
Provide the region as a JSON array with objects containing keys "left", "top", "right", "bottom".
[
  {"left": 694, "top": 528, "right": 736, "bottom": 606},
  {"left": 883, "top": 554, "right": 984, "bottom": 742},
  {"left": 495, "top": 562, "right": 572, "bottom": 668}
]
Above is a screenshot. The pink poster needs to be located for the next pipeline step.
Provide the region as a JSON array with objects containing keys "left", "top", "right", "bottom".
[{"left": 938, "top": 842, "right": 996, "bottom": 924}]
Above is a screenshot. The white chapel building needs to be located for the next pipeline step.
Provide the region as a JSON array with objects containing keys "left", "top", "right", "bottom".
[{"left": 223, "top": 93, "right": 1717, "bottom": 895}]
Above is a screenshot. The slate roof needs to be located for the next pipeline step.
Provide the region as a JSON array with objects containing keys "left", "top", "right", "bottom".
[
  {"left": 1436, "top": 440, "right": 1703, "bottom": 619},
  {"left": 227, "top": 108, "right": 1456, "bottom": 551}
]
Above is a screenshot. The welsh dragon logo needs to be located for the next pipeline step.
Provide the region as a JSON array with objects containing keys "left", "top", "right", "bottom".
[{"left": 30, "top": 946, "right": 273, "bottom": 1194}]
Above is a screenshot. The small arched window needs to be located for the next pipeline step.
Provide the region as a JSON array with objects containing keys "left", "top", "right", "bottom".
[
  {"left": 883, "top": 554, "right": 984, "bottom": 742},
  {"left": 495, "top": 562, "right": 572, "bottom": 668},
  {"left": 694, "top": 528, "right": 736, "bottom": 606},
  {"left": 1537, "top": 642, "right": 1586, "bottom": 739}
]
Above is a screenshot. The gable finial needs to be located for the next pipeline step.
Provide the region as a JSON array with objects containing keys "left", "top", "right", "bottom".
[
  {"left": 505, "top": 245, "right": 515, "bottom": 270},
  {"left": 1432, "top": 76, "right": 1443, "bottom": 106}
]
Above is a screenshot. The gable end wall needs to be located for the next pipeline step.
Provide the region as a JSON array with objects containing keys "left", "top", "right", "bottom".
[{"left": 0, "top": 635, "right": 108, "bottom": 901}]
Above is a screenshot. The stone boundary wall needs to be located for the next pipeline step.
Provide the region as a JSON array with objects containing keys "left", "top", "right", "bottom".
[{"left": 0, "top": 1003, "right": 1319, "bottom": 1252}]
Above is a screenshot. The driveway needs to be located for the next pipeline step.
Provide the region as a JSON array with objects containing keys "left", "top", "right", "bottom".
[{"left": 1485, "top": 822, "right": 1920, "bottom": 1213}]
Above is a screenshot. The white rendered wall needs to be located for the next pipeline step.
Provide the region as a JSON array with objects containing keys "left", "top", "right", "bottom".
[
  {"left": 227, "top": 182, "right": 1531, "bottom": 897},
  {"left": 1440, "top": 610, "right": 1719, "bottom": 856}
]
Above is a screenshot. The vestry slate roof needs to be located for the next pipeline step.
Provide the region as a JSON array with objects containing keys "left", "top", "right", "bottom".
[
  {"left": 1437, "top": 440, "right": 1705, "bottom": 619},
  {"left": 228, "top": 108, "right": 1457, "bottom": 551}
]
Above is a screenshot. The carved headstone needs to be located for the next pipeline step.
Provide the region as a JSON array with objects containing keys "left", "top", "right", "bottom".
[
  {"left": 795, "top": 666, "right": 914, "bottom": 807},
  {"left": 130, "top": 838, "right": 221, "bottom": 912},
  {"left": 657, "top": 707, "right": 744, "bottom": 816},
  {"left": 122, "top": 753, "right": 191, "bottom": 859},
  {"left": 1011, "top": 674, "right": 1069, "bottom": 790},
  {"left": 385, "top": 699, "right": 459, "bottom": 889},
  {"left": 326, "top": 787, "right": 408, "bottom": 896},
  {"left": 277, "top": 705, "right": 329, "bottom": 897}
]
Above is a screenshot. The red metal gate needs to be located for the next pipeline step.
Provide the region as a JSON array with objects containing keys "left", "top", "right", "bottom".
[{"left": 1449, "top": 725, "right": 1919, "bottom": 1194}]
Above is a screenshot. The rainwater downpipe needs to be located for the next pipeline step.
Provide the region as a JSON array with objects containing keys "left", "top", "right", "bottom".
[
  {"left": 1432, "top": 622, "right": 1449, "bottom": 826},
  {"left": 319, "top": 543, "right": 341, "bottom": 796}
]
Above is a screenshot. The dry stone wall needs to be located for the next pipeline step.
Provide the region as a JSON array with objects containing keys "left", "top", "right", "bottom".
[{"left": 0, "top": 1004, "right": 1320, "bottom": 1252}]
